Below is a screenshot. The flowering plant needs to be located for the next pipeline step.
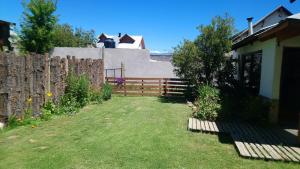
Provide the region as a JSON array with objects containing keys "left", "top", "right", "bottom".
[
  {"left": 47, "top": 92, "right": 53, "bottom": 97},
  {"left": 115, "top": 77, "right": 125, "bottom": 86}
]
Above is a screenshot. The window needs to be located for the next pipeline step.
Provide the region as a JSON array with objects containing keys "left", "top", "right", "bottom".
[{"left": 239, "top": 51, "right": 262, "bottom": 94}]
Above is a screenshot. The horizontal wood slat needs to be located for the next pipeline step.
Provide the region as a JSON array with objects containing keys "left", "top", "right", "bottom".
[
  {"left": 106, "top": 77, "right": 189, "bottom": 96},
  {"left": 188, "top": 118, "right": 300, "bottom": 163}
]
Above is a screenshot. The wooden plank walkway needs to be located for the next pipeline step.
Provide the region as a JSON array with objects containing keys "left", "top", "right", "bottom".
[{"left": 188, "top": 118, "right": 300, "bottom": 163}]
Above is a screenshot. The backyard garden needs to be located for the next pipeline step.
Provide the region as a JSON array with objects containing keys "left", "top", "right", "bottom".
[
  {"left": 1, "top": 0, "right": 299, "bottom": 168},
  {"left": 1, "top": 96, "right": 299, "bottom": 169}
]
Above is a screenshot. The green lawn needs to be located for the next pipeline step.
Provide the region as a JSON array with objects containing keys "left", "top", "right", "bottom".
[{"left": 0, "top": 96, "right": 298, "bottom": 169}]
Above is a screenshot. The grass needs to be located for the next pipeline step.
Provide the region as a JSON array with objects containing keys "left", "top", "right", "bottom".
[{"left": 0, "top": 96, "right": 299, "bottom": 169}]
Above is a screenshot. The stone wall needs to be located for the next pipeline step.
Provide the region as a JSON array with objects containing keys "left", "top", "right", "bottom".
[{"left": 0, "top": 52, "right": 104, "bottom": 122}]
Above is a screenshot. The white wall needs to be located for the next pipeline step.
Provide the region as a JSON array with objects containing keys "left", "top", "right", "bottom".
[
  {"left": 50, "top": 47, "right": 103, "bottom": 59},
  {"left": 236, "top": 38, "right": 277, "bottom": 99},
  {"left": 104, "top": 48, "right": 177, "bottom": 78},
  {"left": 236, "top": 35, "right": 300, "bottom": 99},
  {"left": 50, "top": 47, "right": 177, "bottom": 78}
]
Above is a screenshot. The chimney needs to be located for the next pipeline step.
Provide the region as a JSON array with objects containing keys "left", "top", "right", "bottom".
[
  {"left": 118, "top": 33, "right": 121, "bottom": 37},
  {"left": 247, "top": 17, "right": 254, "bottom": 35}
]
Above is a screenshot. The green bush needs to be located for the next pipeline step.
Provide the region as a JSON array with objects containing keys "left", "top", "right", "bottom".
[
  {"left": 65, "top": 73, "right": 90, "bottom": 107},
  {"left": 40, "top": 109, "right": 52, "bottom": 121},
  {"left": 195, "top": 85, "right": 221, "bottom": 121},
  {"left": 89, "top": 88, "right": 103, "bottom": 103},
  {"left": 58, "top": 94, "right": 80, "bottom": 115},
  {"left": 101, "top": 82, "right": 112, "bottom": 101},
  {"left": 40, "top": 100, "right": 59, "bottom": 120},
  {"left": 7, "top": 115, "right": 20, "bottom": 128},
  {"left": 43, "top": 100, "right": 59, "bottom": 114},
  {"left": 7, "top": 108, "right": 37, "bottom": 128}
]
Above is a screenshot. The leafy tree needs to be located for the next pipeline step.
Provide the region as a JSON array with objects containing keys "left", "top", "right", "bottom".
[
  {"left": 173, "top": 14, "right": 235, "bottom": 86},
  {"left": 195, "top": 14, "right": 234, "bottom": 84},
  {"left": 20, "top": 0, "right": 57, "bottom": 54},
  {"left": 52, "top": 24, "right": 76, "bottom": 47},
  {"left": 74, "top": 28, "right": 96, "bottom": 47},
  {"left": 52, "top": 24, "right": 96, "bottom": 47},
  {"left": 173, "top": 40, "right": 202, "bottom": 85}
]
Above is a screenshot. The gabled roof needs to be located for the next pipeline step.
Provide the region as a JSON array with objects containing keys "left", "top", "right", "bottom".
[
  {"left": 119, "top": 34, "right": 135, "bottom": 43},
  {"left": 232, "top": 13, "right": 300, "bottom": 49},
  {"left": 232, "top": 6, "right": 292, "bottom": 42},
  {"left": 97, "top": 33, "right": 145, "bottom": 49},
  {"left": 118, "top": 35, "right": 145, "bottom": 49},
  {"left": 0, "top": 20, "right": 16, "bottom": 26},
  {"left": 98, "top": 33, "right": 114, "bottom": 39}
]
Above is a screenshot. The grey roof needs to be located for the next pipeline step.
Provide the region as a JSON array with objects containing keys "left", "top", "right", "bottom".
[
  {"left": 232, "top": 6, "right": 292, "bottom": 42},
  {"left": 232, "top": 13, "right": 300, "bottom": 49}
]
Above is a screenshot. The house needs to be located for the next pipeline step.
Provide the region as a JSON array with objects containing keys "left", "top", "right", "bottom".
[
  {"left": 0, "top": 20, "right": 16, "bottom": 51},
  {"left": 96, "top": 33, "right": 145, "bottom": 49},
  {"left": 232, "top": 6, "right": 300, "bottom": 127}
]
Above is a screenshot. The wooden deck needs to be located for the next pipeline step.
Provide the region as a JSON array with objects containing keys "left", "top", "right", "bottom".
[{"left": 188, "top": 118, "right": 300, "bottom": 162}]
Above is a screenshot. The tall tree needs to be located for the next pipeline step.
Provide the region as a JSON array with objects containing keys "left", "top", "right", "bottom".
[
  {"left": 195, "top": 14, "right": 234, "bottom": 84},
  {"left": 20, "top": 0, "right": 57, "bottom": 54},
  {"left": 173, "top": 14, "right": 235, "bottom": 85},
  {"left": 52, "top": 24, "right": 96, "bottom": 47}
]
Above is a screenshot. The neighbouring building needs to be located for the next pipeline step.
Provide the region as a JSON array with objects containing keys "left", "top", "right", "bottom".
[
  {"left": 96, "top": 33, "right": 145, "bottom": 49},
  {"left": 51, "top": 47, "right": 177, "bottom": 78},
  {"left": 0, "top": 20, "right": 16, "bottom": 51},
  {"left": 232, "top": 6, "right": 300, "bottom": 128}
]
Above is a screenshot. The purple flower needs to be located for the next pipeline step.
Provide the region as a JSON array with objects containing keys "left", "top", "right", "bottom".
[{"left": 115, "top": 77, "right": 125, "bottom": 85}]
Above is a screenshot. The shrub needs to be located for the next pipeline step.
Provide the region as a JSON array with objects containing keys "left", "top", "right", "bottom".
[
  {"left": 65, "top": 73, "right": 90, "bottom": 107},
  {"left": 58, "top": 94, "right": 80, "bottom": 115},
  {"left": 7, "top": 115, "right": 20, "bottom": 128},
  {"left": 101, "top": 82, "right": 112, "bottom": 101},
  {"left": 43, "top": 100, "right": 59, "bottom": 115},
  {"left": 40, "top": 109, "right": 52, "bottom": 121},
  {"left": 40, "top": 100, "right": 59, "bottom": 121},
  {"left": 7, "top": 108, "right": 37, "bottom": 128},
  {"left": 195, "top": 85, "right": 221, "bottom": 121},
  {"left": 89, "top": 88, "right": 103, "bottom": 104}
]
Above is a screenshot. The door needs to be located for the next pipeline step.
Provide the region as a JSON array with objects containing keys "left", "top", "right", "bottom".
[{"left": 279, "top": 47, "right": 300, "bottom": 127}]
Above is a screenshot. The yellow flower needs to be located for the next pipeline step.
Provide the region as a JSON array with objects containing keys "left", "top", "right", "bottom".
[
  {"left": 27, "top": 97, "right": 32, "bottom": 103},
  {"left": 47, "top": 92, "right": 53, "bottom": 97},
  {"left": 31, "top": 125, "right": 36, "bottom": 128}
]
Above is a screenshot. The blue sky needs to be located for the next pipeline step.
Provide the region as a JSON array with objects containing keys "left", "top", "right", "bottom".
[{"left": 0, "top": 0, "right": 299, "bottom": 52}]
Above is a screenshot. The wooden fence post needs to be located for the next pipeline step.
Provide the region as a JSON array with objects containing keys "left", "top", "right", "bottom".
[
  {"left": 159, "top": 79, "right": 161, "bottom": 96},
  {"left": 124, "top": 78, "right": 127, "bottom": 96},
  {"left": 164, "top": 79, "right": 168, "bottom": 96},
  {"left": 141, "top": 79, "right": 144, "bottom": 96}
]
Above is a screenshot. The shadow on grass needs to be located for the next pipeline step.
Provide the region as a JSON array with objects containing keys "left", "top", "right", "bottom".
[
  {"left": 158, "top": 96, "right": 186, "bottom": 104},
  {"left": 217, "top": 133, "right": 233, "bottom": 145}
]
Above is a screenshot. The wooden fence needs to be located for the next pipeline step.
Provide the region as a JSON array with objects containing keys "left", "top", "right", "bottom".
[{"left": 106, "top": 77, "right": 189, "bottom": 96}]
